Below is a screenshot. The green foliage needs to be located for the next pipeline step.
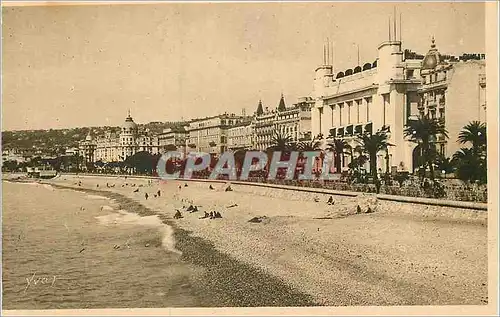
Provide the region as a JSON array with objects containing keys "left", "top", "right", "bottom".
[
  {"left": 452, "top": 121, "right": 487, "bottom": 184},
  {"left": 404, "top": 115, "right": 448, "bottom": 180},
  {"left": 326, "top": 138, "right": 350, "bottom": 174},
  {"left": 356, "top": 125, "right": 393, "bottom": 180}
]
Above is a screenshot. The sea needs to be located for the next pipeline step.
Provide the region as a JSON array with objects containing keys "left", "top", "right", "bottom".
[{"left": 1, "top": 181, "right": 204, "bottom": 310}]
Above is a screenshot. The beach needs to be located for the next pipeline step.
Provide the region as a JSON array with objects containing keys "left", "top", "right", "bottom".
[
  {"left": 2, "top": 179, "right": 315, "bottom": 309},
  {"left": 22, "top": 174, "right": 489, "bottom": 307}
]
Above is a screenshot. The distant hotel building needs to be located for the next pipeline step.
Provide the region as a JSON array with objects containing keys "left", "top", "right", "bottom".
[
  {"left": 82, "top": 113, "right": 160, "bottom": 163},
  {"left": 417, "top": 38, "right": 486, "bottom": 158},
  {"left": 157, "top": 125, "right": 188, "bottom": 154},
  {"left": 186, "top": 113, "right": 251, "bottom": 155},
  {"left": 312, "top": 34, "right": 486, "bottom": 173},
  {"left": 227, "top": 120, "right": 253, "bottom": 151},
  {"left": 253, "top": 95, "right": 314, "bottom": 150}
]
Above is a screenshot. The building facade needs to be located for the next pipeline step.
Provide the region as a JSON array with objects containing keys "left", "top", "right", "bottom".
[
  {"left": 88, "top": 113, "right": 160, "bottom": 163},
  {"left": 253, "top": 96, "right": 314, "bottom": 151},
  {"left": 157, "top": 125, "right": 188, "bottom": 154},
  {"left": 186, "top": 113, "right": 251, "bottom": 155},
  {"left": 417, "top": 38, "right": 486, "bottom": 159},
  {"left": 227, "top": 120, "right": 253, "bottom": 151},
  {"left": 312, "top": 36, "right": 486, "bottom": 174}
]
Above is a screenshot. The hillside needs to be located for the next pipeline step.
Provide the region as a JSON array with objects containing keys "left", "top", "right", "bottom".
[{"left": 1, "top": 121, "right": 185, "bottom": 153}]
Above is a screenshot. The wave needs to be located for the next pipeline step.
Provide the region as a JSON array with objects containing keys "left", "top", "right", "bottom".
[
  {"left": 95, "top": 209, "right": 181, "bottom": 255},
  {"left": 85, "top": 194, "right": 110, "bottom": 200}
]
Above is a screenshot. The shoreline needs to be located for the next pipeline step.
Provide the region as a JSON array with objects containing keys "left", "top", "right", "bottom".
[
  {"left": 4, "top": 175, "right": 488, "bottom": 306},
  {"left": 46, "top": 182, "right": 319, "bottom": 307}
]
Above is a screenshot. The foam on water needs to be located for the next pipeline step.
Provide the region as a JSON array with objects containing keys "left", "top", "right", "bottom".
[
  {"left": 43, "top": 184, "right": 55, "bottom": 191},
  {"left": 85, "top": 194, "right": 110, "bottom": 200},
  {"left": 95, "top": 209, "right": 181, "bottom": 255}
]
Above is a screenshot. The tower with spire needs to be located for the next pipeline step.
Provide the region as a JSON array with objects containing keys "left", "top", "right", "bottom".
[
  {"left": 277, "top": 94, "right": 286, "bottom": 112},
  {"left": 256, "top": 99, "right": 264, "bottom": 116}
]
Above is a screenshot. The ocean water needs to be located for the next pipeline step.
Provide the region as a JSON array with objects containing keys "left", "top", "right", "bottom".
[{"left": 2, "top": 181, "right": 204, "bottom": 310}]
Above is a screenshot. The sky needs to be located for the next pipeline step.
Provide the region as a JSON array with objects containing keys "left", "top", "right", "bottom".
[{"left": 2, "top": 2, "right": 486, "bottom": 131}]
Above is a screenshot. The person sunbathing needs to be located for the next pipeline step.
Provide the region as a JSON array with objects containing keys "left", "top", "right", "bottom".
[
  {"left": 199, "top": 211, "right": 210, "bottom": 219},
  {"left": 174, "top": 210, "right": 183, "bottom": 219},
  {"left": 209, "top": 185, "right": 214, "bottom": 190},
  {"left": 209, "top": 211, "right": 214, "bottom": 219},
  {"left": 186, "top": 205, "right": 194, "bottom": 212},
  {"left": 133, "top": 188, "right": 139, "bottom": 193},
  {"left": 214, "top": 211, "right": 222, "bottom": 218},
  {"left": 225, "top": 186, "right": 233, "bottom": 192}
]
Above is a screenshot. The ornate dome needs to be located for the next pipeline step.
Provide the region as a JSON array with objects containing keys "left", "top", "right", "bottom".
[
  {"left": 422, "top": 37, "right": 442, "bottom": 70},
  {"left": 122, "top": 112, "right": 137, "bottom": 130},
  {"left": 85, "top": 131, "right": 93, "bottom": 141}
]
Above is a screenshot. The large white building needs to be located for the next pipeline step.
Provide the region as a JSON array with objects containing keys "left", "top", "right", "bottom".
[
  {"left": 157, "top": 125, "right": 188, "bottom": 154},
  {"left": 186, "top": 113, "right": 251, "bottom": 155},
  {"left": 84, "top": 113, "right": 160, "bottom": 163},
  {"left": 227, "top": 120, "right": 253, "bottom": 151},
  {"left": 312, "top": 32, "right": 486, "bottom": 174}
]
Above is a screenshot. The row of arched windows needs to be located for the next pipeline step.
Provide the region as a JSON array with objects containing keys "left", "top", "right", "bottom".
[{"left": 336, "top": 61, "right": 378, "bottom": 79}]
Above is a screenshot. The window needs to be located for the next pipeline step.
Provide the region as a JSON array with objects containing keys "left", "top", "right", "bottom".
[{"left": 406, "top": 69, "right": 414, "bottom": 79}]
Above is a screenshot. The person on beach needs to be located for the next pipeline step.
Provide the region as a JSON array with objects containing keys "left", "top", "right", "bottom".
[
  {"left": 145, "top": 193, "right": 149, "bottom": 200},
  {"left": 184, "top": 183, "right": 188, "bottom": 187},
  {"left": 209, "top": 211, "right": 214, "bottom": 219},
  {"left": 225, "top": 185, "right": 233, "bottom": 192},
  {"left": 200, "top": 211, "right": 210, "bottom": 219},
  {"left": 157, "top": 190, "right": 161, "bottom": 197},
  {"left": 96, "top": 184, "right": 99, "bottom": 188},
  {"left": 178, "top": 185, "right": 182, "bottom": 190},
  {"left": 327, "top": 196, "right": 334, "bottom": 205},
  {"left": 134, "top": 188, "right": 139, "bottom": 193},
  {"left": 209, "top": 185, "right": 214, "bottom": 190},
  {"left": 174, "top": 210, "right": 183, "bottom": 219},
  {"left": 214, "top": 211, "right": 222, "bottom": 218}
]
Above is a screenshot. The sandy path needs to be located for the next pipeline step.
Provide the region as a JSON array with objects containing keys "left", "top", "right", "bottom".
[{"left": 49, "top": 175, "right": 488, "bottom": 306}]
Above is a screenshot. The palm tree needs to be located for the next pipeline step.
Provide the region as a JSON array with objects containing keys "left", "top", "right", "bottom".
[
  {"left": 356, "top": 125, "right": 392, "bottom": 180},
  {"left": 404, "top": 115, "right": 448, "bottom": 180},
  {"left": 268, "top": 131, "right": 294, "bottom": 152},
  {"left": 453, "top": 121, "right": 487, "bottom": 184},
  {"left": 297, "top": 139, "right": 322, "bottom": 152},
  {"left": 452, "top": 148, "right": 487, "bottom": 184},
  {"left": 326, "top": 138, "right": 350, "bottom": 173},
  {"left": 435, "top": 154, "right": 454, "bottom": 176},
  {"left": 458, "top": 121, "right": 487, "bottom": 157}
]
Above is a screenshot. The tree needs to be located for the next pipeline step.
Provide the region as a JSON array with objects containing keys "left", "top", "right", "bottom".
[
  {"left": 453, "top": 121, "right": 487, "bottom": 184},
  {"left": 163, "top": 144, "right": 178, "bottom": 152},
  {"left": 268, "top": 131, "right": 294, "bottom": 152},
  {"left": 458, "top": 121, "right": 486, "bottom": 157},
  {"left": 2, "top": 160, "right": 18, "bottom": 172},
  {"left": 435, "top": 154, "right": 454, "bottom": 176},
  {"left": 356, "top": 125, "right": 392, "bottom": 180},
  {"left": 452, "top": 148, "right": 487, "bottom": 184},
  {"left": 326, "top": 138, "right": 350, "bottom": 174},
  {"left": 404, "top": 115, "right": 448, "bottom": 181},
  {"left": 124, "top": 151, "right": 155, "bottom": 174},
  {"left": 297, "top": 139, "right": 322, "bottom": 152}
]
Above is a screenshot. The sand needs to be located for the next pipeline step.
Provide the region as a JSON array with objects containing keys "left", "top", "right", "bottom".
[{"left": 45, "top": 174, "right": 488, "bottom": 306}]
